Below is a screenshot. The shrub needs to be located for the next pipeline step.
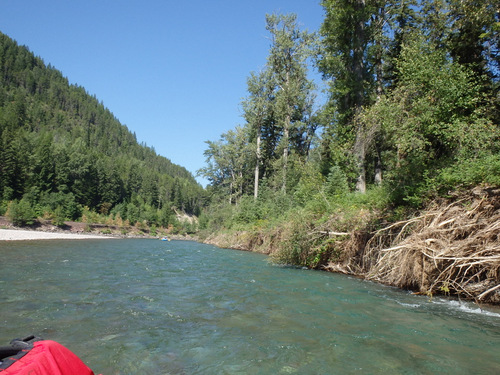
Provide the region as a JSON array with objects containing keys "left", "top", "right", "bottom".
[
  {"left": 0, "top": 201, "right": 7, "bottom": 216},
  {"left": 7, "top": 198, "right": 37, "bottom": 226},
  {"left": 52, "top": 206, "right": 66, "bottom": 227},
  {"left": 39, "top": 192, "right": 81, "bottom": 220},
  {"left": 325, "top": 165, "right": 349, "bottom": 196},
  {"left": 438, "top": 153, "right": 500, "bottom": 190}
]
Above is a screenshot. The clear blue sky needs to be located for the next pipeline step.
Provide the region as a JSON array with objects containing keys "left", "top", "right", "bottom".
[{"left": 0, "top": 0, "right": 325, "bottom": 186}]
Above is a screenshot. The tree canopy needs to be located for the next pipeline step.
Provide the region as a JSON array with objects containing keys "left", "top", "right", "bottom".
[{"left": 200, "top": 3, "right": 499, "bottom": 231}]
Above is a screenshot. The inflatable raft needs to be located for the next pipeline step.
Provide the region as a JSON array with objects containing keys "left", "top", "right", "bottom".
[{"left": 0, "top": 336, "right": 98, "bottom": 375}]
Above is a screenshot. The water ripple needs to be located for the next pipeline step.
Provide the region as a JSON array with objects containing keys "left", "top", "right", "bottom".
[{"left": 1, "top": 239, "right": 499, "bottom": 374}]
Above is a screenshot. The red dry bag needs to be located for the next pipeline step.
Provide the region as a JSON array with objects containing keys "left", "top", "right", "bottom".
[{"left": 0, "top": 336, "right": 97, "bottom": 375}]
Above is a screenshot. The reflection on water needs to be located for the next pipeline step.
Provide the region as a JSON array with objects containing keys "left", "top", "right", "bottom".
[{"left": 1, "top": 239, "right": 499, "bottom": 374}]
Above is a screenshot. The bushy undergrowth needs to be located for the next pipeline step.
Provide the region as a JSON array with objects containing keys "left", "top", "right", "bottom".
[
  {"left": 203, "top": 183, "right": 500, "bottom": 303},
  {"left": 6, "top": 198, "right": 37, "bottom": 226},
  {"left": 269, "top": 188, "right": 390, "bottom": 267},
  {"left": 2, "top": 196, "right": 196, "bottom": 235},
  {"left": 201, "top": 183, "right": 392, "bottom": 265},
  {"left": 438, "top": 153, "right": 500, "bottom": 191}
]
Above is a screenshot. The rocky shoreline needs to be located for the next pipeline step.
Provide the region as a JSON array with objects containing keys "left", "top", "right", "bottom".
[
  {"left": 0, "top": 216, "right": 197, "bottom": 242},
  {"left": 0, "top": 228, "right": 111, "bottom": 241}
]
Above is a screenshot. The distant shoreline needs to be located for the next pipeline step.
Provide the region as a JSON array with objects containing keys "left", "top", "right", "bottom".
[{"left": 0, "top": 228, "right": 111, "bottom": 241}]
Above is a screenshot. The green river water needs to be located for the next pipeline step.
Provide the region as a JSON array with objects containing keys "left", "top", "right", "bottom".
[{"left": 1, "top": 239, "right": 499, "bottom": 374}]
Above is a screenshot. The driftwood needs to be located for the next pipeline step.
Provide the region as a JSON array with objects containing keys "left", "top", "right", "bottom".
[
  {"left": 311, "top": 230, "right": 350, "bottom": 236},
  {"left": 360, "top": 188, "right": 500, "bottom": 303},
  {"left": 206, "top": 187, "right": 500, "bottom": 304}
]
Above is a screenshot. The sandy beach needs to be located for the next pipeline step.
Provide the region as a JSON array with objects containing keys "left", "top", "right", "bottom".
[{"left": 0, "top": 229, "right": 111, "bottom": 241}]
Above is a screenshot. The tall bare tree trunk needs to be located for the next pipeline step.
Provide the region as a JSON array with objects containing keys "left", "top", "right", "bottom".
[
  {"left": 239, "top": 170, "right": 243, "bottom": 200},
  {"left": 373, "top": 3, "right": 385, "bottom": 186},
  {"left": 282, "top": 109, "right": 291, "bottom": 194},
  {"left": 282, "top": 70, "right": 291, "bottom": 194},
  {"left": 254, "top": 125, "right": 261, "bottom": 199},
  {"left": 354, "top": 0, "right": 366, "bottom": 193},
  {"left": 354, "top": 129, "right": 366, "bottom": 193},
  {"left": 374, "top": 141, "right": 383, "bottom": 185}
]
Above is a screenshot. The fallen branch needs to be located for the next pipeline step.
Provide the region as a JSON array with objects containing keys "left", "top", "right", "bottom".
[
  {"left": 478, "top": 284, "right": 500, "bottom": 300},
  {"left": 312, "top": 230, "right": 350, "bottom": 236},
  {"left": 362, "top": 187, "right": 500, "bottom": 303}
]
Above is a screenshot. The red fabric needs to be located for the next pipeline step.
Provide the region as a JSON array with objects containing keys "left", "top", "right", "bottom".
[{"left": 0, "top": 340, "right": 96, "bottom": 375}]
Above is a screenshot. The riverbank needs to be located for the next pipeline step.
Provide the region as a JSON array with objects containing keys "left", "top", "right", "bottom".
[
  {"left": 204, "top": 186, "right": 500, "bottom": 305},
  {"left": 0, "top": 216, "right": 198, "bottom": 242},
  {"left": 0, "top": 228, "right": 110, "bottom": 241}
]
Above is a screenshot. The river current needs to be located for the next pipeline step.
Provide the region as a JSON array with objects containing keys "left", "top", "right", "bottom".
[{"left": 1, "top": 239, "right": 499, "bottom": 374}]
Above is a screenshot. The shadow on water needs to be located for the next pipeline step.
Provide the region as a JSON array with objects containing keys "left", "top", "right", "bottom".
[{"left": 1, "top": 239, "right": 499, "bottom": 374}]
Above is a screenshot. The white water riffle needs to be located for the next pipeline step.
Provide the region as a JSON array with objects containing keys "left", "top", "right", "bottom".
[{"left": 1, "top": 239, "right": 499, "bottom": 374}]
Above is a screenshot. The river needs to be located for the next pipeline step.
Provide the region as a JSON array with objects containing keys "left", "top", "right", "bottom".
[{"left": 1, "top": 239, "right": 499, "bottom": 374}]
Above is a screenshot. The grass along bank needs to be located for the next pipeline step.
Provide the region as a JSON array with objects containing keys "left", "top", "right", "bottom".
[{"left": 201, "top": 186, "right": 500, "bottom": 305}]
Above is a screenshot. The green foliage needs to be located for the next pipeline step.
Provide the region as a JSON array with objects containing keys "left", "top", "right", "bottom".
[
  {"left": 232, "top": 196, "right": 264, "bottom": 225},
  {"left": 269, "top": 186, "right": 389, "bottom": 267},
  {"left": 360, "top": 36, "right": 499, "bottom": 205},
  {"left": 325, "top": 166, "right": 349, "bottom": 196},
  {"left": 293, "top": 165, "right": 325, "bottom": 207},
  {"left": 157, "top": 206, "right": 174, "bottom": 227},
  {"left": 39, "top": 191, "right": 81, "bottom": 221},
  {"left": 200, "top": 10, "right": 498, "bottom": 255},
  {"left": 447, "top": 0, "right": 499, "bottom": 78},
  {"left": 198, "top": 126, "right": 253, "bottom": 203},
  {"left": 270, "top": 210, "right": 312, "bottom": 266},
  {"left": 437, "top": 153, "right": 500, "bottom": 189},
  {"left": 149, "top": 225, "right": 157, "bottom": 237},
  {"left": 319, "top": 0, "right": 373, "bottom": 125},
  {"left": 125, "top": 202, "right": 140, "bottom": 225},
  {"left": 0, "top": 201, "right": 7, "bottom": 216},
  {"left": 0, "top": 31, "right": 205, "bottom": 229},
  {"left": 51, "top": 206, "right": 67, "bottom": 227},
  {"left": 199, "top": 2, "right": 499, "bottom": 257},
  {"left": 198, "top": 201, "right": 235, "bottom": 233},
  {"left": 7, "top": 198, "right": 36, "bottom": 226},
  {"left": 201, "top": 13, "right": 318, "bottom": 201}
]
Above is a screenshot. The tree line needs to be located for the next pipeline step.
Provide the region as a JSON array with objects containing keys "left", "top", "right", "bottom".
[
  {"left": 0, "top": 32, "right": 205, "bottom": 230},
  {"left": 1, "top": 0, "right": 498, "bottom": 237},
  {"left": 199, "top": 0, "right": 499, "bottom": 231}
]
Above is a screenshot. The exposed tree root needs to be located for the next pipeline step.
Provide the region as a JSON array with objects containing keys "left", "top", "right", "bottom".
[
  {"left": 205, "top": 187, "right": 500, "bottom": 304},
  {"left": 357, "top": 187, "right": 500, "bottom": 303}
]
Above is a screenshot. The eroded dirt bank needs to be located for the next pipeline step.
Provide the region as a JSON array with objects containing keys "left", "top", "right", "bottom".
[{"left": 205, "top": 187, "right": 500, "bottom": 304}]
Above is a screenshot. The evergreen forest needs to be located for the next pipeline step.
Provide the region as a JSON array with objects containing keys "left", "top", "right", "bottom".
[{"left": 0, "top": 32, "right": 205, "bottom": 232}]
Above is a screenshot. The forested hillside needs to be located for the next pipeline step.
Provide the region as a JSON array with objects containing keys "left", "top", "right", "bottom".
[
  {"left": 0, "top": 32, "right": 205, "bottom": 230},
  {"left": 200, "top": 1, "right": 500, "bottom": 303}
]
